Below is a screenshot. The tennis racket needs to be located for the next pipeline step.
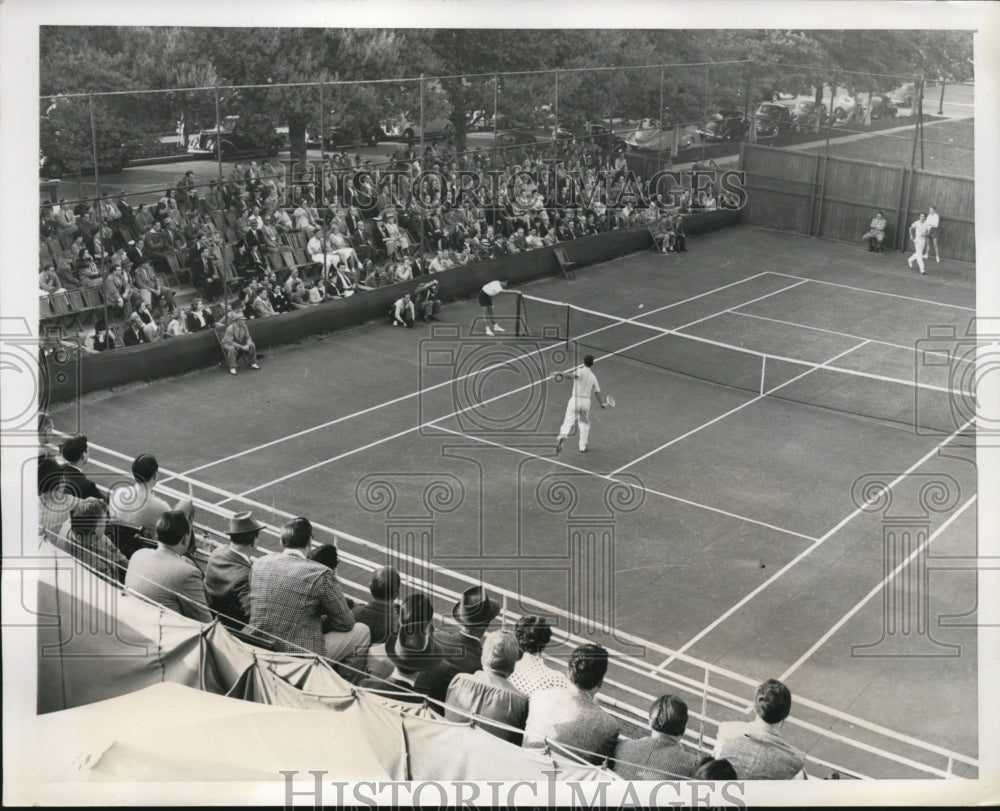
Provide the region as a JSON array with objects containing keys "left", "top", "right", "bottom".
[{"left": 605, "top": 395, "right": 616, "bottom": 408}]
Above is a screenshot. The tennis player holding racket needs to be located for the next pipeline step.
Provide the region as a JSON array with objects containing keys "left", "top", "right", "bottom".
[{"left": 556, "top": 354, "right": 613, "bottom": 454}]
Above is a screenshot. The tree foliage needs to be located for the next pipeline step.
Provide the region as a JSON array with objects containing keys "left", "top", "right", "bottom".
[{"left": 39, "top": 27, "right": 973, "bottom": 164}]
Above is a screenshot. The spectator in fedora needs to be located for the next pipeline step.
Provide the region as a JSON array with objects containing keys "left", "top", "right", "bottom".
[
  {"left": 522, "top": 643, "right": 620, "bottom": 765},
  {"left": 125, "top": 510, "right": 213, "bottom": 622},
  {"left": 360, "top": 613, "right": 447, "bottom": 708},
  {"left": 352, "top": 566, "right": 401, "bottom": 646},
  {"left": 221, "top": 312, "right": 260, "bottom": 376},
  {"left": 109, "top": 453, "right": 194, "bottom": 538},
  {"left": 508, "top": 616, "right": 571, "bottom": 696},
  {"left": 59, "top": 435, "right": 104, "bottom": 502},
  {"left": 713, "top": 678, "right": 806, "bottom": 779},
  {"left": 247, "top": 517, "right": 370, "bottom": 668},
  {"left": 437, "top": 584, "right": 501, "bottom": 676},
  {"left": 361, "top": 593, "right": 454, "bottom": 711},
  {"left": 204, "top": 511, "right": 264, "bottom": 629},
  {"left": 445, "top": 629, "right": 529, "bottom": 745},
  {"left": 614, "top": 694, "right": 701, "bottom": 780}
]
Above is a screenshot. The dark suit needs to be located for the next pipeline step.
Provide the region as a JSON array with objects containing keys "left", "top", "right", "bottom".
[
  {"left": 204, "top": 545, "right": 253, "bottom": 629},
  {"left": 436, "top": 629, "right": 483, "bottom": 676},
  {"left": 185, "top": 307, "right": 216, "bottom": 333},
  {"left": 60, "top": 464, "right": 105, "bottom": 501}
]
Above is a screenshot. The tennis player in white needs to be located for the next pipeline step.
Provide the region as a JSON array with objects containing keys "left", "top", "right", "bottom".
[
  {"left": 479, "top": 279, "right": 518, "bottom": 336},
  {"left": 556, "top": 354, "right": 606, "bottom": 454}
]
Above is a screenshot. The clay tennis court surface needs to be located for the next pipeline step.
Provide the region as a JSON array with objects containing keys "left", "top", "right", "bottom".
[{"left": 57, "top": 225, "right": 979, "bottom": 777}]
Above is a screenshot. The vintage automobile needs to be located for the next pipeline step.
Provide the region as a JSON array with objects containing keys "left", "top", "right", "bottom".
[
  {"left": 889, "top": 82, "right": 916, "bottom": 108},
  {"left": 380, "top": 113, "right": 454, "bottom": 142},
  {"left": 624, "top": 119, "right": 700, "bottom": 153},
  {"left": 752, "top": 102, "right": 796, "bottom": 137},
  {"left": 187, "top": 124, "right": 282, "bottom": 160},
  {"left": 868, "top": 95, "right": 898, "bottom": 120},
  {"left": 790, "top": 100, "right": 830, "bottom": 130},
  {"left": 697, "top": 110, "right": 749, "bottom": 141}
]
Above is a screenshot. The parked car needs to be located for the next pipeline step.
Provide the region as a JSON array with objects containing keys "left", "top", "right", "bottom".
[
  {"left": 697, "top": 110, "right": 749, "bottom": 141},
  {"left": 868, "top": 95, "right": 898, "bottom": 120},
  {"left": 831, "top": 93, "right": 861, "bottom": 121},
  {"left": 380, "top": 113, "right": 454, "bottom": 142},
  {"left": 494, "top": 130, "right": 539, "bottom": 148},
  {"left": 624, "top": 120, "right": 700, "bottom": 153},
  {"left": 753, "top": 102, "right": 795, "bottom": 136},
  {"left": 769, "top": 89, "right": 796, "bottom": 101},
  {"left": 790, "top": 100, "right": 829, "bottom": 130},
  {"left": 889, "top": 82, "right": 916, "bottom": 108},
  {"left": 187, "top": 125, "right": 282, "bottom": 160},
  {"left": 579, "top": 122, "right": 628, "bottom": 153}
]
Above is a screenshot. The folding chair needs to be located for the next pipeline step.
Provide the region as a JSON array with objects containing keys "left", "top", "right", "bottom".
[
  {"left": 50, "top": 291, "right": 71, "bottom": 315},
  {"left": 553, "top": 246, "right": 577, "bottom": 279}
]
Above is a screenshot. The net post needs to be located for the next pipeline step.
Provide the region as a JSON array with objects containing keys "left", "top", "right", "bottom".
[
  {"left": 760, "top": 355, "right": 767, "bottom": 396},
  {"left": 565, "top": 303, "right": 571, "bottom": 348},
  {"left": 515, "top": 294, "right": 523, "bottom": 338}
]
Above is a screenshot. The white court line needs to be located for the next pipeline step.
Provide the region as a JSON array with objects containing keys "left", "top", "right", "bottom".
[
  {"left": 430, "top": 424, "right": 819, "bottom": 543},
  {"left": 729, "top": 309, "right": 977, "bottom": 365},
  {"left": 74, "top": 435, "right": 978, "bottom": 773},
  {"left": 215, "top": 281, "right": 801, "bottom": 504},
  {"left": 764, "top": 270, "right": 976, "bottom": 312},
  {"left": 647, "top": 416, "right": 974, "bottom": 675},
  {"left": 610, "top": 339, "right": 870, "bottom": 476},
  {"left": 161, "top": 271, "right": 774, "bottom": 486},
  {"left": 656, "top": 279, "right": 809, "bottom": 332},
  {"left": 777, "top": 494, "right": 977, "bottom": 682}
]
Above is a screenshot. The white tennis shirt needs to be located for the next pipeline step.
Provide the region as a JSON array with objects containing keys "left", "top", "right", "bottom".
[
  {"left": 482, "top": 280, "right": 504, "bottom": 297},
  {"left": 572, "top": 366, "right": 600, "bottom": 400}
]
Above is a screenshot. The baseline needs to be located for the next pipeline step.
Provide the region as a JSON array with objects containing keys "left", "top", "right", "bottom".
[{"left": 763, "top": 271, "right": 975, "bottom": 312}]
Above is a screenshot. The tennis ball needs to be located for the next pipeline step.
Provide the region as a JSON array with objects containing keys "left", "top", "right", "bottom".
[{"left": 638, "top": 304, "right": 645, "bottom": 309}]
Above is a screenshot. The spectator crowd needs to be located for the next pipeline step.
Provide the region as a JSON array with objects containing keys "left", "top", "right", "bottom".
[
  {"left": 39, "top": 137, "right": 703, "bottom": 354},
  {"left": 37, "top": 416, "right": 813, "bottom": 781}
]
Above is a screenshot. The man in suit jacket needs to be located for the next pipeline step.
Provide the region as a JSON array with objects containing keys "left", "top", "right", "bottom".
[
  {"left": 59, "top": 435, "right": 105, "bottom": 502},
  {"left": 125, "top": 510, "right": 213, "bottom": 622},
  {"left": 614, "top": 695, "right": 702, "bottom": 780},
  {"left": 713, "top": 679, "right": 807, "bottom": 779},
  {"left": 522, "top": 643, "right": 620, "bottom": 765},
  {"left": 247, "top": 517, "right": 369, "bottom": 666},
  {"left": 436, "top": 584, "right": 500, "bottom": 676},
  {"left": 204, "top": 511, "right": 263, "bottom": 629}
]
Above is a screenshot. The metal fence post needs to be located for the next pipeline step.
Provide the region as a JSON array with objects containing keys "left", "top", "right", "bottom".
[{"left": 214, "top": 86, "right": 223, "bottom": 183}]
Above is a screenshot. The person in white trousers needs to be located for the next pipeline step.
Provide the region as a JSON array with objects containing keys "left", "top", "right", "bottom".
[
  {"left": 556, "top": 355, "right": 606, "bottom": 454},
  {"left": 479, "top": 279, "right": 518, "bottom": 336},
  {"left": 908, "top": 213, "right": 929, "bottom": 274},
  {"left": 923, "top": 206, "right": 941, "bottom": 263}
]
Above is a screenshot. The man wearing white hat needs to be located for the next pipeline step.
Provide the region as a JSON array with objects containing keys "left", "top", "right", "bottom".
[
  {"left": 204, "top": 511, "right": 264, "bottom": 629},
  {"left": 221, "top": 312, "right": 260, "bottom": 375}
]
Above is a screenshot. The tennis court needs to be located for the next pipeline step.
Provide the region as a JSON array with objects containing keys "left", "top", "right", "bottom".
[{"left": 61, "top": 225, "right": 979, "bottom": 778}]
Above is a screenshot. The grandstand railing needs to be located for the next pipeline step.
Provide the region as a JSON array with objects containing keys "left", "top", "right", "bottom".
[{"left": 73, "top": 435, "right": 978, "bottom": 780}]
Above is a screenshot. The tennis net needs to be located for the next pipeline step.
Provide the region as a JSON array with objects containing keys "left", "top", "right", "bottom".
[{"left": 517, "top": 293, "right": 974, "bottom": 435}]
